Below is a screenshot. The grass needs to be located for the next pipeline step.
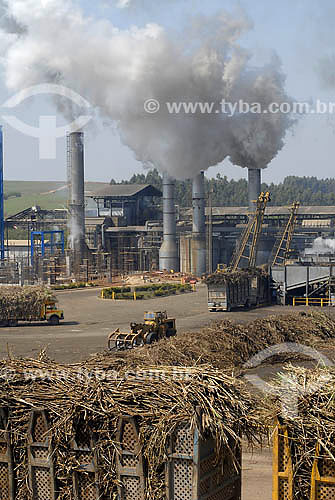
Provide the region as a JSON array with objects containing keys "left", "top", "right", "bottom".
[
  {"left": 3, "top": 180, "right": 109, "bottom": 217},
  {"left": 101, "top": 283, "right": 193, "bottom": 300}
]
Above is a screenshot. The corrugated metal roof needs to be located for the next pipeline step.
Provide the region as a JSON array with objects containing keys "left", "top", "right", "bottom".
[
  {"left": 89, "top": 184, "right": 162, "bottom": 198},
  {"left": 106, "top": 226, "right": 162, "bottom": 233},
  {"left": 185, "top": 206, "right": 335, "bottom": 216},
  {"left": 302, "top": 219, "right": 333, "bottom": 227}
]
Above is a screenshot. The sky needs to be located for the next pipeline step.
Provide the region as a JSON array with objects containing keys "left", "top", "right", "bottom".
[{"left": 1, "top": 0, "right": 335, "bottom": 184}]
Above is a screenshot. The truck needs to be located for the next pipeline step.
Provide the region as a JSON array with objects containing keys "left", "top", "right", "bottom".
[
  {"left": 0, "top": 286, "right": 64, "bottom": 326},
  {"left": 206, "top": 269, "right": 270, "bottom": 312}
]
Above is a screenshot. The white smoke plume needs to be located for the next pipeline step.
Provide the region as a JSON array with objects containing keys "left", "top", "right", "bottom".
[
  {"left": 0, "top": 0, "right": 294, "bottom": 179},
  {"left": 305, "top": 237, "right": 335, "bottom": 255},
  {"left": 116, "top": 0, "right": 131, "bottom": 7},
  {"left": 115, "top": 0, "right": 183, "bottom": 8}
]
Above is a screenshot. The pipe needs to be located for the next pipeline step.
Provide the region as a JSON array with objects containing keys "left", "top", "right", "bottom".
[
  {"left": 191, "top": 171, "right": 206, "bottom": 276},
  {"left": 69, "top": 132, "right": 85, "bottom": 261},
  {"left": 101, "top": 223, "right": 105, "bottom": 250},
  {"left": 248, "top": 168, "right": 261, "bottom": 210},
  {"left": 159, "top": 172, "right": 179, "bottom": 271}
]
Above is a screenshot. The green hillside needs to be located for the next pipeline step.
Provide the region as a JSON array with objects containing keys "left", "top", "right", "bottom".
[{"left": 3, "top": 181, "right": 108, "bottom": 217}]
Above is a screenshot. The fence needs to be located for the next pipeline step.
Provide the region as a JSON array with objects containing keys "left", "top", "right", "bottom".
[
  {"left": 273, "top": 423, "right": 335, "bottom": 500},
  {"left": 0, "top": 408, "right": 241, "bottom": 500},
  {"left": 292, "top": 297, "right": 335, "bottom": 307}
]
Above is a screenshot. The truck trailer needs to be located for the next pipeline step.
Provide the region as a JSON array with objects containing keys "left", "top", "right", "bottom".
[{"left": 206, "top": 269, "right": 270, "bottom": 312}]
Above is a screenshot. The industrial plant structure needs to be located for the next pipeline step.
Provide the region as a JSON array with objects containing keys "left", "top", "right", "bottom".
[{"left": 1, "top": 132, "right": 335, "bottom": 290}]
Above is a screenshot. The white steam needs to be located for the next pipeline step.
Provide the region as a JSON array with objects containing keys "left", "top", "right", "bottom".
[
  {"left": 115, "top": 0, "right": 182, "bottom": 8},
  {"left": 116, "top": 0, "right": 131, "bottom": 7},
  {"left": 305, "top": 237, "right": 335, "bottom": 255},
  {"left": 0, "top": 0, "right": 294, "bottom": 178}
]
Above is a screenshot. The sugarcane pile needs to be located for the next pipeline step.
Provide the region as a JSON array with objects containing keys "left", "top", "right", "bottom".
[
  {"left": 0, "top": 355, "right": 260, "bottom": 500},
  {"left": 91, "top": 311, "right": 335, "bottom": 372},
  {"left": 205, "top": 266, "right": 269, "bottom": 285},
  {"left": 259, "top": 366, "right": 335, "bottom": 500},
  {"left": 0, "top": 286, "right": 54, "bottom": 321}
]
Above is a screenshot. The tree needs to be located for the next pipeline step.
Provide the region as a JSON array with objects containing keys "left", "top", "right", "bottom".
[{"left": 110, "top": 171, "right": 335, "bottom": 207}]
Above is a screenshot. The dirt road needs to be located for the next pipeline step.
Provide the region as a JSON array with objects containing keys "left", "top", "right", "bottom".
[{"left": 0, "top": 284, "right": 296, "bottom": 363}]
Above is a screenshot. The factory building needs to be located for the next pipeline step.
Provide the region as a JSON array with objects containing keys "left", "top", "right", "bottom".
[
  {"left": 85, "top": 184, "right": 163, "bottom": 274},
  {"left": 88, "top": 184, "right": 162, "bottom": 226}
]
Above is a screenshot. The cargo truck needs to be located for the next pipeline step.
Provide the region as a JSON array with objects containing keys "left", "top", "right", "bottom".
[
  {"left": 0, "top": 299, "right": 64, "bottom": 327},
  {"left": 0, "top": 286, "right": 64, "bottom": 326}
]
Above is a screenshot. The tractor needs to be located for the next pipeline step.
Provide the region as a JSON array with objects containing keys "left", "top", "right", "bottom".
[{"left": 108, "top": 311, "right": 176, "bottom": 351}]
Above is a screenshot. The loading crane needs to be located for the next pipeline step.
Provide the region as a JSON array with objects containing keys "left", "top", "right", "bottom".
[
  {"left": 269, "top": 202, "right": 300, "bottom": 267},
  {"left": 229, "top": 192, "right": 271, "bottom": 271}
]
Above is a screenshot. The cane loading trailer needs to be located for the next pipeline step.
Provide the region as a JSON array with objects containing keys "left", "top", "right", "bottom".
[
  {"left": 207, "top": 272, "right": 270, "bottom": 312},
  {"left": 207, "top": 192, "right": 271, "bottom": 312}
]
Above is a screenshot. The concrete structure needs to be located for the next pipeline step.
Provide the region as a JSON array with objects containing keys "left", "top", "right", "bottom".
[
  {"left": 68, "top": 132, "right": 85, "bottom": 262},
  {"left": 191, "top": 172, "right": 206, "bottom": 276},
  {"left": 248, "top": 168, "right": 261, "bottom": 209},
  {"left": 159, "top": 173, "right": 179, "bottom": 271}
]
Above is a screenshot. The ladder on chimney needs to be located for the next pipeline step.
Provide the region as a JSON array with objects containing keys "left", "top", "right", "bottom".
[{"left": 230, "top": 192, "right": 271, "bottom": 271}]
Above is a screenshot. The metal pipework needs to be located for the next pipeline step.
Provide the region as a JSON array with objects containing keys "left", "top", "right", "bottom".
[
  {"left": 191, "top": 171, "right": 206, "bottom": 276},
  {"left": 69, "top": 132, "right": 85, "bottom": 260},
  {"left": 248, "top": 168, "right": 261, "bottom": 210},
  {"left": 159, "top": 172, "right": 179, "bottom": 271}
]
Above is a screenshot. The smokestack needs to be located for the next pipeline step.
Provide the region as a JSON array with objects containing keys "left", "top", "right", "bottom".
[
  {"left": 191, "top": 171, "right": 206, "bottom": 276},
  {"left": 159, "top": 172, "right": 179, "bottom": 271},
  {"left": 248, "top": 168, "right": 261, "bottom": 209},
  {"left": 69, "top": 131, "right": 85, "bottom": 262},
  {"left": 0, "top": 127, "right": 4, "bottom": 261}
]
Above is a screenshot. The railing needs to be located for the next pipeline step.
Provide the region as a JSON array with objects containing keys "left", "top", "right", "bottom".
[
  {"left": 292, "top": 297, "right": 335, "bottom": 307},
  {"left": 273, "top": 422, "right": 335, "bottom": 500}
]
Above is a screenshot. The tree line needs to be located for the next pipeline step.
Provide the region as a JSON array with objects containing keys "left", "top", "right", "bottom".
[
  {"left": 3, "top": 192, "right": 21, "bottom": 201},
  {"left": 110, "top": 170, "right": 335, "bottom": 207}
]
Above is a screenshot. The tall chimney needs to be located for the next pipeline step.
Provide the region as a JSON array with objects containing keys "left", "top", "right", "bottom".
[
  {"left": 248, "top": 168, "right": 261, "bottom": 209},
  {"left": 0, "top": 126, "right": 4, "bottom": 260},
  {"left": 191, "top": 171, "right": 206, "bottom": 276},
  {"left": 69, "top": 131, "right": 85, "bottom": 262},
  {"left": 159, "top": 172, "right": 179, "bottom": 271}
]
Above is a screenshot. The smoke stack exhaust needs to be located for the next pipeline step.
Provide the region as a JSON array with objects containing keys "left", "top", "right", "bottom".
[
  {"left": 191, "top": 171, "right": 206, "bottom": 276},
  {"left": 248, "top": 168, "right": 261, "bottom": 209},
  {"left": 159, "top": 172, "right": 179, "bottom": 272},
  {"left": 68, "top": 132, "right": 85, "bottom": 263}
]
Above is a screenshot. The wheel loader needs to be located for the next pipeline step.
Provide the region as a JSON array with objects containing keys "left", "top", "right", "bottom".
[{"left": 108, "top": 311, "right": 176, "bottom": 351}]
